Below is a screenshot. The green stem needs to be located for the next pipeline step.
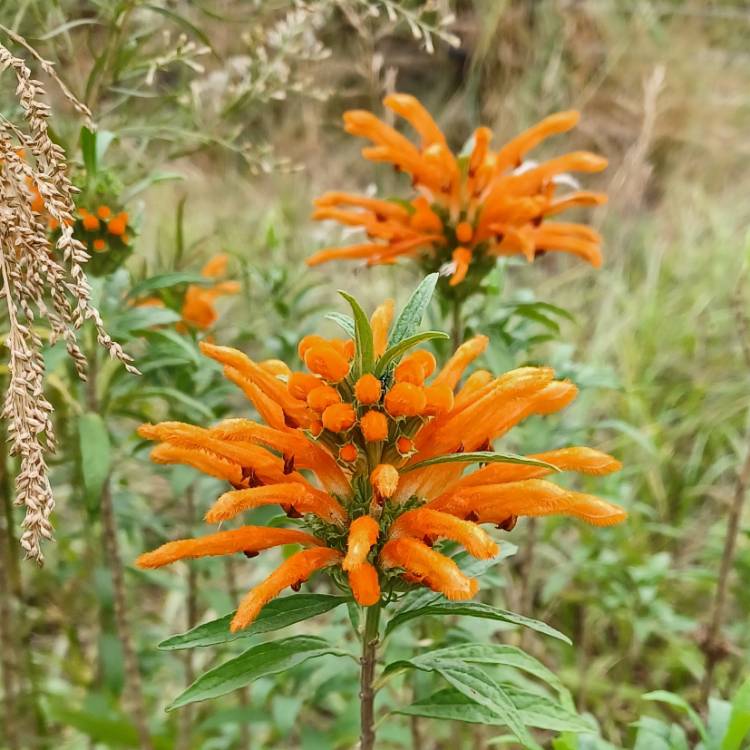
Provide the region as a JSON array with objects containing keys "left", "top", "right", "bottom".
[{"left": 359, "top": 602, "right": 382, "bottom": 750}]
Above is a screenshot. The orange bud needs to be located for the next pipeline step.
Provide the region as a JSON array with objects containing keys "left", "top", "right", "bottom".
[
  {"left": 322, "top": 402, "right": 356, "bottom": 432},
  {"left": 339, "top": 443, "right": 358, "bottom": 463},
  {"left": 423, "top": 383, "right": 455, "bottom": 416},
  {"left": 82, "top": 213, "right": 100, "bottom": 231},
  {"left": 305, "top": 345, "right": 350, "bottom": 383},
  {"left": 360, "top": 410, "right": 388, "bottom": 442},
  {"left": 97, "top": 205, "right": 112, "bottom": 220},
  {"left": 288, "top": 372, "right": 321, "bottom": 400},
  {"left": 93, "top": 239, "right": 107, "bottom": 252},
  {"left": 307, "top": 385, "right": 341, "bottom": 412},
  {"left": 456, "top": 221, "right": 474, "bottom": 244},
  {"left": 309, "top": 419, "right": 324, "bottom": 438},
  {"left": 371, "top": 463, "right": 399, "bottom": 499},
  {"left": 396, "top": 436, "right": 414, "bottom": 456},
  {"left": 384, "top": 382, "right": 426, "bottom": 418},
  {"left": 355, "top": 374, "right": 382, "bottom": 404}
]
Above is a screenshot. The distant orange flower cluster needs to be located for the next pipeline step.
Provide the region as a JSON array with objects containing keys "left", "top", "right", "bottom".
[
  {"left": 137, "top": 296, "right": 625, "bottom": 631},
  {"left": 135, "top": 254, "right": 240, "bottom": 331},
  {"left": 77, "top": 205, "right": 131, "bottom": 254},
  {"left": 180, "top": 254, "right": 241, "bottom": 330},
  {"left": 309, "top": 94, "right": 607, "bottom": 286}
]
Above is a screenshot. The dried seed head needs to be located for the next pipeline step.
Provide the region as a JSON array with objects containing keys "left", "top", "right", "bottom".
[{"left": 0, "top": 32, "right": 138, "bottom": 564}]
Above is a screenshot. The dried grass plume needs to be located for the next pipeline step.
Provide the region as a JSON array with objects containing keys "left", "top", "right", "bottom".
[{"left": 0, "top": 27, "right": 138, "bottom": 564}]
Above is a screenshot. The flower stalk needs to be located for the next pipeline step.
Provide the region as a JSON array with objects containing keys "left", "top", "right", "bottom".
[{"left": 359, "top": 601, "right": 382, "bottom": 750}]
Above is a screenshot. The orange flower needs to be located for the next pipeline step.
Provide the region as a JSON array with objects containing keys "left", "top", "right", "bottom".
[
  {"left": 308, "top": 95, "right": 607, "bottom": 284},
  {"left": 180, "top": 254, "right": 240, "bottom": 330},
  {"left": 137, "top": 290, "right": 625, "bottom": 631},
  {"left": 93, "top": 239, "right": 107, "bottom": 252}
]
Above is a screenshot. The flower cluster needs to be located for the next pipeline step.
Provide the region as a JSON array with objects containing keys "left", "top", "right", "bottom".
[
  {"left": 137, "top": 292, "right": 625, "bottom": 632},
  {"left": 135, "top": 254, "right": 240, "bottom": 331},
  {"left": 308, "top": 94, "right": 607, "bottom": 289}
]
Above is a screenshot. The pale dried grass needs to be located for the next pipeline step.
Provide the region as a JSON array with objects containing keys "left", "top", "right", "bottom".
[{"left": 0, "top": 27, "right": 138, "bottom": 564}]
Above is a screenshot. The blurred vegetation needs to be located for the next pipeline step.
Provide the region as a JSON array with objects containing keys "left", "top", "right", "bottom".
[{"left": 0, "top": 1, "right": 748, "bottom": 748}]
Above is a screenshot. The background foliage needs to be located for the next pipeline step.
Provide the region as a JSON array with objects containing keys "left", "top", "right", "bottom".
[{"left": 0, "top": 1, "right": 748, "bottom": 748}]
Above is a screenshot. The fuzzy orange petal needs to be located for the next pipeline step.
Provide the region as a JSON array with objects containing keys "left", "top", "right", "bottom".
[
  {"left": 136, "top": 526, "right": 321, "bottom": 568},
  {"left": 380, "top": 538, "right": 477, "bottom": 600},
  {"left": 206, "top": 483, "right": 345, "bottom": 524},
  {"left": 343, "top": 515, "right": 380, "bottom": 571},
  {"left": 390, "top": 508, "right": 498, "bottom": 559},
  {"left": 432, "top": 335, "right": 489, "bottom": 389},
  {"left": 231, "top": 547, "right": 342, "bottom": 631},
  {"left": 348, "top": 563, "right": 381, "bottom": 606}
]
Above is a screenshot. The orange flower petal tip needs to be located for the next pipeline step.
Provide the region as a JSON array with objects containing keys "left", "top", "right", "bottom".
[
  {"left": 304, "top": 345, "right": 350, "bottom": 383},
  {"left": 288, "top": 372, "right": 321, "bottom": 400},
  {"left": 349, "top": 563, "right": 380, "bottom": 606}
]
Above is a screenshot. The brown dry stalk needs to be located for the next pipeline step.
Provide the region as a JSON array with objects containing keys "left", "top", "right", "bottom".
[
  {"left": 0, "top": 31, "right": 137, "bottom": 564},
  {"left": 699, "top": 283, "right": 750, "bottom": 705}
]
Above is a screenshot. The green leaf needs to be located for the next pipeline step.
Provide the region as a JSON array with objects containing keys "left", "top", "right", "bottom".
[
  {"left": 167, "top": 636, "right": 349, "bottom": 710},
  {"left": 723, "top": 676, "right": 750, "bottom": 750},
  {"left": 644, "top": 691, "right": 708, "bottom": 742},
  {"left": 127, "top": 272, "right": 209, "bottom": 299},
  {"left": 339, "top": 291, "right": 374, "bottom": 377},
  {"left": 406, "top": 643, "right": 569, "bottom": 701},
  {"left": 78, "top": 413, "right": 111, "bottom": 510},
  {"left": 384, "top": 601, "right": 571, "bottom": 643},
  {"left": 388, "top": 273, "right": 439, "bottom": 346},
  {"left": 111, "top": 307, "right": 182, "bottom": 337},
  {"left": 325, "top": 312, "right": 356, "bottom": 338},
  {"left": 401, "top": 451, "right": 560, "bottom": 474},
  {"left": 80, "top": 126, "right": 97, "bottom": 177},
  {"left": 503, "top": 301, "right": 575, "bottom": 323},
  {"left": 132, "top": 387, "right": 215, "bottom": 420},
  {"left": 159, "top": 594, "right": 348, "bottom": 650},
  {"left": 398, "top": 660, "right": 542, "bottom": 749},
  {"left": 396, "top": 688, "right": 593, "bottom": 733},
  {"left": 375, "top": 331, "right": 449, "bottom": 375}
]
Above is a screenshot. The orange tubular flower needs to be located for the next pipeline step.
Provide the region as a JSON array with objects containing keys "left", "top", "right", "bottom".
[
  {"left": 308, "top": 94, "right": 607, "bottom": 285},
  {"left": 138, "top": 287, "right": 625, "bottom": 631},
  {"left": 181, "top": 254, "right": 241, "bottom": 330}
]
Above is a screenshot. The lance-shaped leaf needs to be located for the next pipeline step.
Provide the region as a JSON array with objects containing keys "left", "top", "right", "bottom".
[
  {"left": 168, "top": 635, "right": 350, "bottom": 711},
  {"left": 127, "top": 271, "right": 210, "bottom": 299},
  {"left": 375, "top": 331, "right": 449, "bottom": 376},
  {"left": 395, "top": 687, "right": 594, "bottom": 734},
  {"left": 384, "top": 600, "right": 571, "bottom": 643},
  {"left": 339, "top": 291, "right": 374, "bottom": 378},
  {"left": 388, "top": 273, "right": 439, "bottom": 346},
  {"left": 401, "top": 451, "right": 560, "bottom": 474},
  {"left": 159, "top": 594, "right": 349, "bottom": 650},
  {"left": 325, "top": 312, "right": 356, "bottom": 338}
]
